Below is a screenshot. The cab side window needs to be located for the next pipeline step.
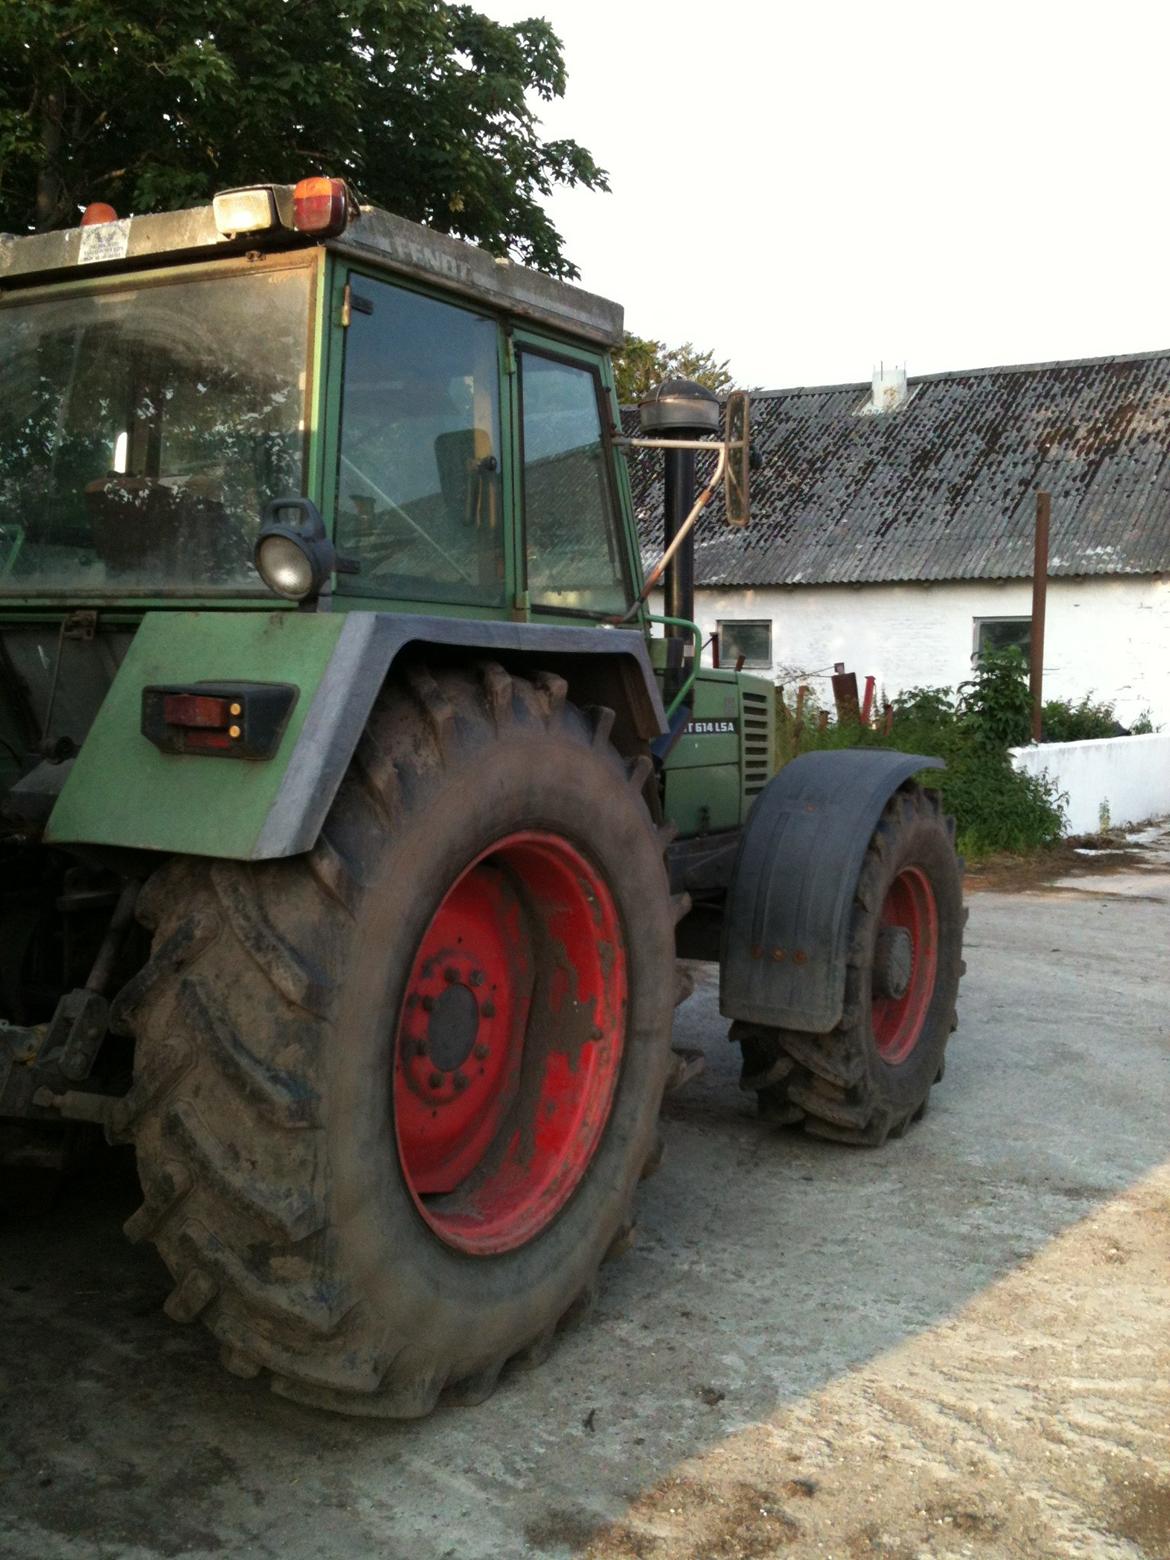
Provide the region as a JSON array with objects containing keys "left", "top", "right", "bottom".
[
  {"left": 335, "top": 276, "right": 504, "bottom": 605},
  {"left": 518, "top": 351, "right": 630, "bottom": 615}
]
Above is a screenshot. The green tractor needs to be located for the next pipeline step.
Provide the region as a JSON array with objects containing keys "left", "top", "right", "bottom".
[{"left": 0, "top": 179, "right": 964, "bottom": 1415}]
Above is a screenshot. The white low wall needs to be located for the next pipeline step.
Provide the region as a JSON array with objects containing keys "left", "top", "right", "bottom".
[{"left": 1010, "top": 733, "right": 1170, "bottom": 836}]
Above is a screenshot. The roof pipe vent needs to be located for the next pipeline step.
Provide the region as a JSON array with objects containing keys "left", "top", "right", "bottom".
[{"left": 862, "top": 363, "right": 910, "bottom": 415}]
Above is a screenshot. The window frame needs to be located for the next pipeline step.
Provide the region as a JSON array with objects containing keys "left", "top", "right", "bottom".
[
  {"left": 716, "top": 618, "right": 773, "bottom": 670},
  {"left": 972, "top": 615, "right": 1032, "bottom": 662},
  {"left": 510, "top": 331, "right": 640, "bottom": 623}
]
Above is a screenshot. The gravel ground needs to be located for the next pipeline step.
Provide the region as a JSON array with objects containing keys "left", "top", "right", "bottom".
[{"left": 1, "top": 829, "right": 1168, "bottom": 1560}]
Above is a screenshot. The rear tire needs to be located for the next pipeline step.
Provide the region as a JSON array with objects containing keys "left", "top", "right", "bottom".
[
  {"left": 112, "top": 662, "right": 676, "bottom": 1415},
  {"left": 734, "top": 784, "right": 964, "bottom": 1146}
]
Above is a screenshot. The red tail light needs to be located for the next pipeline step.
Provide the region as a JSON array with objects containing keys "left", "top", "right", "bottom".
[
  {"left": 293, "top": 177, "right": 349, "bottom": 237},
  {"left": 162, "top": 693, "right": 231, "bottom": 729},
  {"left": 143, "top": 683, "right": 298, "bottom": 760}
]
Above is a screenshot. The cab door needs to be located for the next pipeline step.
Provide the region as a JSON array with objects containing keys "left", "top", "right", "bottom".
[{"left": 508, "top": 335, "right": 644, "bottom": 624}]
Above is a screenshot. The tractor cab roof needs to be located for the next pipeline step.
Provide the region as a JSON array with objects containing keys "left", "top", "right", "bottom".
[{"left": 0, "top": 183, "right": 624, "bottom": 349}]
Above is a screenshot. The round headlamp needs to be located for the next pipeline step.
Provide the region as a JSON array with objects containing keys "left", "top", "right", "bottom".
[{"left": 254, "top": 498, "right": 337, "bottom": 601}]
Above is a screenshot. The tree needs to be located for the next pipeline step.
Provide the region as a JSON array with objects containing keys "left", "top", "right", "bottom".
[
  {"left": 0, "top": 1, "right": 606, "bottom": 277},
  {"left": 612, "top": 332, "right": 735, "bottom": 405}
]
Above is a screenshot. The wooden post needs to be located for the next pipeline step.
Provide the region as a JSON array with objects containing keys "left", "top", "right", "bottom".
[
  {"left": 1030, "top": 491, "right": 1050, "bottom": 742},
  {"left": 830, "top": 662, "right": 861, "bottom": 725}
]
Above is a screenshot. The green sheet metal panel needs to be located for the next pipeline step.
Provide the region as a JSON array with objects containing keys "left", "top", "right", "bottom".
[
  {"left": 662, "top": 763, "right": 742, "bottom": 838},
  {"left": 661, "top": 668, "right": 744, "bottom": 834},
  {"left": 46, "top": 611, "right": 346, "bottom": 859}
]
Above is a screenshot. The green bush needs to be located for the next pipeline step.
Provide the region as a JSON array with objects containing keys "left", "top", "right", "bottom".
[
  {"left": 1041, "top": 693, "right": 1121, "bottom": 742},
  {"left": 957, "top": 647, "right": 1032, "bottom": 750},
  {"left": 777, "top": 646, "right": 1067, "bottom": 858},
  {"left": 889, "top": 684, "right": 957, "bottom": 727},
  {"left": 937, "top": 750, "right": 1066, "bottom": 855}
]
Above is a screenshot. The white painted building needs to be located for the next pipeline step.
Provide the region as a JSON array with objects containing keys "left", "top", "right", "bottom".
[
  {"left": 630, "top": 350, "right": 1170, "bottom": 728},
  {"left": 692, "top": 576, "right": 1170, "bottom": 728}
]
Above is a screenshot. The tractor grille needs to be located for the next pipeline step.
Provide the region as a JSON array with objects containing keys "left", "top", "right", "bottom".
[{"left": 740, "top": 687, "right": 773, "bottom": 802}]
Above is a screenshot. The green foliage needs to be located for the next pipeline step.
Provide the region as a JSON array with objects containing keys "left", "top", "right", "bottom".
[
  {"left": 612, "top": 333, "right": 735, "bottom": 405},
  {"left": 1130, "top": 709, "right": 1158, "bottom": 735},
  {"left": 1040, "top": 693, "right": 1120, "bottom": 742},
  {"left": 776, "top": 647, "right": 1067, "bottom": 858},
  {"left": 956, "top": 646, "right": 1032, "bottom": 750},
  {"left": 889, "top": 684, "right": 956, "bottom": 728},
  {"left": 0, "top": 0, "right": 606, "bottom": 276},
  {"left": 936, "top": 749, "right": 1066, "bottom": 856}
]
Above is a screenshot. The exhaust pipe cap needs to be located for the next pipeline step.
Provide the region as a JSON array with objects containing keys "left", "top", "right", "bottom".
[{"left": 638, "top": 377, "right": 720, "bottom": 437}]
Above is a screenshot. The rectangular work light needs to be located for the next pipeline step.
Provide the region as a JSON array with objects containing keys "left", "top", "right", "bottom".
[{"left": 212, "top": 186, "right": 279, "bottom": 237}]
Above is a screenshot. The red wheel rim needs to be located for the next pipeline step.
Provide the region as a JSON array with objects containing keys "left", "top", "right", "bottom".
[
  {"left": 393, "top": 831, "right": 628, "bottom": 1256},
  {"left": 871, "top": 866, "right": 939, "bottom": 1065}
]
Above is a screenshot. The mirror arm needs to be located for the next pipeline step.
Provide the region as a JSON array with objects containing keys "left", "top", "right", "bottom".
[{"left": 614, "top": 436, "right": 734, "bottom": 453}]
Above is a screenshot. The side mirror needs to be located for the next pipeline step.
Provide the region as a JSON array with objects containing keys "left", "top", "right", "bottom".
[{"left": 723, "top": 391, "right": 751, "bottom": 527}]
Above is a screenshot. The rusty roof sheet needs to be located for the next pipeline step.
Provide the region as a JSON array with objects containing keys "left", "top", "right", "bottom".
[{"left": 625, "top": 348, "right": 1170, "bottom": 584}]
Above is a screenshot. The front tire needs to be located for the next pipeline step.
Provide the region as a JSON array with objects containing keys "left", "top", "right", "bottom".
[
  {"left": 113, "top": 662, "right": 677, "bottom": 1415},
  {"left": 735, "top": 784, "right": 964, "bottom": 1145}
]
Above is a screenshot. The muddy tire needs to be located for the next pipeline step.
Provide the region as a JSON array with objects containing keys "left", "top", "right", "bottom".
[
  {"left": 734, "top": 784, "right": 964, "bottom": 1146},
  {"left": 111, "top": 662, "right": 677, "bottom": 1415}
]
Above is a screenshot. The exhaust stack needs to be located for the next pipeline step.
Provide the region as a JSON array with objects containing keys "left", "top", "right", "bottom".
[{"left": 638, "top": 378, "right": 720, "bottom": 636}]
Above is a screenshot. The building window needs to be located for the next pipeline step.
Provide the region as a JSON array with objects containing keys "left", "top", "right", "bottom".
[
  {"left": 973, "top": 617, "right": 1031, "bottom": 661},
  {"left": 717, "top": 619, "right": 772, "bottom": 669}
]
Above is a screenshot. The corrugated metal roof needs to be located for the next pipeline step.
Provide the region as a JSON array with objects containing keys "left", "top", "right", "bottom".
[{"left": 624, "top": 347, "right": 1170, "bottom": 585}]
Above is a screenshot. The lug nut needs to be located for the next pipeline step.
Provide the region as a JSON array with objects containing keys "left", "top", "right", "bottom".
[
  {"left": 444, "top": 966, "right": 459, "bottom": 984},
  {"left": 453, "top": 1073, "right": 469, "bottom": 1091},
  {"left": 474, "top": 1044, "right": 490, "bottom": 1060},
  {"left": 481, "top": 1000, "right": 496, "bottom": 1018},
  {"left": 421, "top": 995, "right": 435, "bottom": 1012},
  {"left": 469, "top": 970, "right": 484, "bottom": 986},
  {"left": 428, "top": 1072, "right": 443, "bottom": 1089}
]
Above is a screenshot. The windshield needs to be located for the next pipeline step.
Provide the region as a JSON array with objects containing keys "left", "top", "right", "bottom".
[{"left": 0, "top": 261, "right": 313, "bottom": 596}]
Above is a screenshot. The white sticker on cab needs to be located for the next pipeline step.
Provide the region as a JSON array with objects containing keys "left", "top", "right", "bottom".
[{"left": 78, "top": 218, "right": 132, "bottom": 265}]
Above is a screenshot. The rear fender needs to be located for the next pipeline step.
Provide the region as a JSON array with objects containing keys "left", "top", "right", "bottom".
[
  {"left": 46, "top": 611, "right": 665, "bottom": 862},
  {"left": 718, "top": 749, "right": 943, "bottom": 1033}
]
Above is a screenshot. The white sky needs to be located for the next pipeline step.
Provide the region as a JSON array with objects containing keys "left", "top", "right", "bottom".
[{"left": 483, "top": 0, "right": 1170, "bottom": 390}]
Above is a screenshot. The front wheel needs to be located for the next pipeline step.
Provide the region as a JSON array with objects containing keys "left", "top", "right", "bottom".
[
  {"left": 735, "top": 784, "right": 965, "bottom": 1145},
  {"left": 116, "top": 662, "right": 677, "bottom": 1415}
]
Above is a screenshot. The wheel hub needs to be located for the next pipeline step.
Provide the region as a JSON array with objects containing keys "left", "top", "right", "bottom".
[
  {"left": 427, "top": 983, "right": 480, "bottom": 1073},
  {"left": 400, "top": 947, "right": 499, "bottom": 1109},
  {"left": 870, "top": 866, "right": 940, "bottom": 1065},
  {"left": 873, "top": 926, "right": 913, "bottom": 1001},
  {"left": 393, "top": 832, "right": 628, "bottom": 1256}
]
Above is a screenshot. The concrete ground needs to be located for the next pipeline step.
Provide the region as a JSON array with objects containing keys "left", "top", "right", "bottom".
[{"left": 2, "top": 830, "right": 1168, "bottom": 1560}]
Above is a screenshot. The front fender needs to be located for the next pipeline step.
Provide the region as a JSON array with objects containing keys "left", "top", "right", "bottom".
[
  {"left": 718, "top": 748, "right": 943, "bottom": 1034},
  {"left": 46, "top": 610, "right": 665, "bottom": 861}
]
